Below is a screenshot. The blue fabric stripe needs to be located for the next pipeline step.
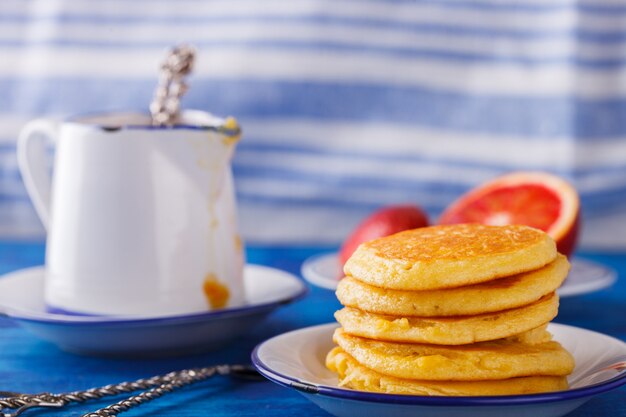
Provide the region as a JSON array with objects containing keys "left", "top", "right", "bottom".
[
  {"left": 232, "top": 165, "right": 626, "bottom": 199},
  {"left": 0, "top": 143, "right": 18, "bottom": 151},
  {"left": 234, "top": 185, "right": 626, "bottom": 217},
  {"left": 6, "top": 79, "right": 626, "bottom": 139},
  {"left": 583, "top": 187, "right": 626, "bottom": 211},
  {"left": 233, "top": 165, "right": 471, "bottom": 194},
  {"left": 0, "top": 194, "right": 30, "bottom": 203},
  {"left": 3, "top": 40, "right": 626, "bottom": 68},
  {"left": 238, "top": 191, "right": 626, "bottom": 225},
  {"left": 235, "top": 192, "right": 445, "bottom": 212},
  {"left": 3, "top": 14, "right": 626, "bottom": 43},
  {"left": 235, "top": 143, "right": 626, "bottom": 176},
  {"left": 0, "top": 170, "right": 22, "bottom": 181}
]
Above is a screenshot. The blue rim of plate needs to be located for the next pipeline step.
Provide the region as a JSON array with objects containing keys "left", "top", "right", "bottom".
[
  {"left": 251, "top": 340, "right": 626, "bottom": 407},
  {"left": 1, "top": 266, "right": 307, "bottom": 327}
]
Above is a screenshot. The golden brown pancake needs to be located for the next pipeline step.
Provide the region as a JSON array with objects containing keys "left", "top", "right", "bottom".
[
  {"left": 344, "top": 224, "right": 557, "bottom": 290},
  {"left": 506, "top": 324, "right": 553, "bottom": 345},
  {"left": 333, "top": 328, "right": 574, "bottom": 381},
  {"left": 337, "top": 254, "right": 569, "bottom": 317},
  {"left": 335, "top": 293, "right": 558, "bottom": 345},
  {"left": 326, "top": 347, "right": 568, "bottom": 396}
]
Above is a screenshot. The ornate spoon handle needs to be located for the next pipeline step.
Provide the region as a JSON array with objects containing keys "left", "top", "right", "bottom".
[
  {"left": 0, "top": 364, "right": 260, "bottom": 417},
  {"left": 149, "top": 44, "right": 196, "bottom": 126}
]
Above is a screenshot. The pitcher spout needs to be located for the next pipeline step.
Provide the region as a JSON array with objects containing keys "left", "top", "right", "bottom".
[{"left": 154, "top": 111, "right": 242, "bottom": 198}]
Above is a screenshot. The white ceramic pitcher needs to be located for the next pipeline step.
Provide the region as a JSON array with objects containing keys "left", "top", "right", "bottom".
[{"left": 17, "top": 110, "right": 245, "bottom": 316}]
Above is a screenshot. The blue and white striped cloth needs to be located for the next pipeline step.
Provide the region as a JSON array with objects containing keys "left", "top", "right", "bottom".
[{"left": 2, "top": 0, "right": 626, "bottom": 249}]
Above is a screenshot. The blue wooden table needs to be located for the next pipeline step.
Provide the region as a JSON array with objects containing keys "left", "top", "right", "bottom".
[{"left": 0, "top": 242, "right": 624, "bottom": 417}]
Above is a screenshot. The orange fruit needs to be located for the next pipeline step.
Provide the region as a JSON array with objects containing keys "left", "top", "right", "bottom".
[
  {"left": 439, "top": 172, "right": 580, "bottom": 257},
  {"left": 339, "top": 205, "right": 429, "bottom": 267}
]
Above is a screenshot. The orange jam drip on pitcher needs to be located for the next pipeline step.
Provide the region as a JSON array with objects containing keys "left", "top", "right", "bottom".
[{"left": 203, "top": 274, "right": 230, "bottom": 309}]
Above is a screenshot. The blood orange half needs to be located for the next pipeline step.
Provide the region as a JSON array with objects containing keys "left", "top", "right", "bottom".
[{"left": 439, "top": 172, "right": 580, "bottom": 257}]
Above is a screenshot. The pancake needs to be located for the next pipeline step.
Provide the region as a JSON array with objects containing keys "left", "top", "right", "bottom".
[
  {"left": 326, "top": 347, "right": 568, "bottom": 396},
  {"left": 337, "top": 254, "right": 568, "bottom": 317},
  {"left": 344, "top": 224, "right": 557, "bottom": 290},
  {"left": 333, "top": 328, "right": 575, "bottom": 381},
  {"left": 335, "top": 292, "right": 558, "bottom": 345},
  {"left": 507, "top": 324, "right": 552, "bottom": 345}
]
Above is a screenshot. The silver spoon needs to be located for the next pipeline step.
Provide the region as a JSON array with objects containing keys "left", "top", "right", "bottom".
[
  {"left": 0, "top": 364, "right": 262, "bottom": 417},
  {"left": 149, "top": 44, "right": 196, "bottom": 126}
]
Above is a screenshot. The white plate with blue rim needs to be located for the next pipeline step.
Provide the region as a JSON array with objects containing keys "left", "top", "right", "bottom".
[
  {"left": 252, "top": 323, "right": 626, "bottom": 417},
  {"left": 302, "top": 253, "right": 618, "bottom": 297},
  {"left": 0, "top": 265, "right": 306, "bottom": 357}
]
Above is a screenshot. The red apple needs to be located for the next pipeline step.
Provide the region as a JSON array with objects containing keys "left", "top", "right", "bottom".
[{"left": 339, "top": 205, "right": 430, "bottom": 267}]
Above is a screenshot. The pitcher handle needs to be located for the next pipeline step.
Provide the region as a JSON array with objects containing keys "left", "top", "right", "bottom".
[{"left": 17, "top": 119, "right": 59, "bottom": 229}]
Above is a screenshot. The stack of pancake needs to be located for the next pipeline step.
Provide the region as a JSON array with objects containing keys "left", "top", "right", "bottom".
[{"left": 326, "top": 224, "right": 575, "bottom": 396}]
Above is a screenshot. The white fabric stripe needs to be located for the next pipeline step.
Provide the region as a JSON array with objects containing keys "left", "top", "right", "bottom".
[
  {"left": 0, "top": 116, "right": 33, "bottom": 143},
  {"left": 235, "top": 176, "right": 456, "bottom": 206},
  {"left": 3, "top": 22, "right": 626, "bottom": 61},
  {"left": 0, "top": 115, "right": 575, "bottom": 167},
  {"left": 1, "top": 188, "right": 624, "bottom": 248},
  {"left": 239, "top": 201, "right": 626, "bottom": 248},
  {"left": 580, "top": 212, "right": 626, "bottom": 251},
  {"left": 0, "top": 202, "right": 44, "bottom": 240},
  {"left": 235, "top": 150, "right": 499, "bottom": 186},
  {"left": 3, "top": 0, "right": 626, "bottom": 32},
  {"left": 3, "top": 49, "right": 626, "bottom": 98},
  {"left": 2, "top": 116, "right": 626, "bottom": 171},
  {"left": 575, "top": 171, "right": 626, "bottom": 191},
  {"left": 242, "top": 119, "right": 578, "bottom": 168},
  {"left": 0, "top": 135, "right": 624, "bottom": 198},
  {"left": 238, "top": 204, "right": 364, "bottom": 245},
  {"left": 3, "top": 0, "right": 626, "bottom": 11}
]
